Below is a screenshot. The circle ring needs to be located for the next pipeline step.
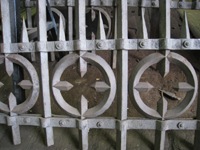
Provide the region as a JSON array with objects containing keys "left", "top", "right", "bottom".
[
  {"left": 52, "top": 53, "right": 116, "bottom": 118},
  {"left": 0, "top": 54, "right": 39, "bottom": 114},
  {"left": 128, "top": 52, "right": 198, "bottom": 119}
]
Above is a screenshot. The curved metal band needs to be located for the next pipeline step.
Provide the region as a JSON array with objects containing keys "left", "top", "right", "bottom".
[
  {"left": 52, "top": 53, "right": 116, "bottom": 117},
  {"left": 129, "top": 52, "right": 198, "bottom": 119},
  {"left": 0, "top": 54, "right": 39, "bottom": 114}
]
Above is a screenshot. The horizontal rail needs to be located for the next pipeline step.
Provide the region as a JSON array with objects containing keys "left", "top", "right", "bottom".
[
  {"left": 2, "top": 39, "right": 200, "bottom": 53},
  {"left": 0, "top": 114, "right": 199, "bottom": 131}
]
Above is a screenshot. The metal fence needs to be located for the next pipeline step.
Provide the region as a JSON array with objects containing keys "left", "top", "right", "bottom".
[{"left": 0, "top": 0, "right": 200, "bottom": 149}]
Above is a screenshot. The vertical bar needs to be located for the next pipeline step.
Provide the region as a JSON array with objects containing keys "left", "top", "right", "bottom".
[
  {"left": 155, "top": 1, "right": 170, "bottom": 149},
  {"left": 0, "top": 0, "right": 21, "bottom": 145},
  {"left": 9, "top": 93, "right": 21, "bottom": 145},
  {"left": 159, "top": 0, "right": 171, "bottom": 39},
  {"left": 155, "top": 130, "right": 166, "bottom": 150},
  {"left": 68, "top": 6, "right": 73, "bottom": 54},
  {"left": 37, "top": 0, "right": 54, "bottom": 146},
  {"left": 9, "top": 0, "right": 25, "bottom": 105},
  {"left": 112, "top": 6, "right": 117, "bottom": 69},
  {"left": 116, "top": 0, "right": 128, "bottom": 149},
  {"left": 75, "top": 0, "right": 88, "bottom": 149},
  {"left": 26, "top": 0, "right": 33, "bottom": 28},
  {"left": 76, "top": 0, "right": 87, "bottom": 78},
  {"left": 79, "top": 129, "right": 88, "bottom": 150},
  {"left": 26, "top": 0, "right": 36, "bottom": 61},
  {"left": 194, "top": 68, "right": 200, "bottom": 150}
]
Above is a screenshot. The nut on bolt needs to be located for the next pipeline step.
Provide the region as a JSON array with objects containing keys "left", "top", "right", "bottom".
[
  {"left": 19, "top": 44, "right": 26, "bottom": 51},
  {"left": 59, "top": 120, "right": 66, "bottom": 126},
  {"left": 139, "top": 41, "right": 145, "bottom": 48},
  {"left": 177, "top": 122, "right": 184, "bottom": 129},
  {"left": 56, "top": 43, "right": 63, "bottom": 50},
  {"left": 96, "top": 121, "right": 103, "bottom": 128},
  {"left": 152, "top": 1, "right": 156, "bottom": 6},
  {"left": 183, "top": 41, "right": 189, "bottom": 48},
  {"left": 96, "top": 42, "right": 102, "bottom": 49},
  {"left": 23, "top": 118, "right": 31, "bottom": 123}
]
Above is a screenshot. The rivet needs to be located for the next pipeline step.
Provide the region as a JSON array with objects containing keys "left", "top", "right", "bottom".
[
  {"left": 54, "top": 1, "right": 58, "bottom": 5},
  {"left": 177, "top": 122, "right": 184, "bottom": 129},
  {"left": 152, "top": 1, "right": 156, "bottom": 7},
  {"left": 59, "top": 120, "right": 66, "bottom": 126},
  {"left": 23, "top": 118, "right": 31, "bottom": 123},
  {"left": 96, "top": 121, "right": 103, "bottom": 128},
  {"left": 96, "top": 42, "right": 102, "bottom": 49},
  {"left": 139, "top": 41, "right": 145, "bottom": 48},
  {"left": 56, "top": 43, "right": 63, "bottom": 49},
  {"left": 183, "top": 41, "right": 189, "bottom": 48},
  {"left": 19, "top": 44, "right": 26, "bottom": 51}
]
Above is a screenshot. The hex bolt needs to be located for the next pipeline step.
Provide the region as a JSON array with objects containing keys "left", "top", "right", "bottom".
[
  {"left": 96, "top": 42, "right": 102, "bottom": 49},
  {"left": 96, "top": 121, "right": 103, "bottom": 128},
  {"left": 139, "top": 41, "right": 145, "bottom": 48},
  {"left": 59, "top": 120, "right": 66, "bottom": 126},
  {"left": 152, "top": 1, "right": 156, "bottom": 7},
  {"left": 19, "top": 44, "right": 26, "bottom": 51},
  {"left": 56, "top": 43, "right": 63, "bottom": 50},
  {"left": 177, "top": 122, "right": 184, "bottom": 129},
  {"left": 23, "top": 118, "right": 31, "bottom": 124},
  {"left": 183, "top": 41, "right": 189, "bottom": 48}
]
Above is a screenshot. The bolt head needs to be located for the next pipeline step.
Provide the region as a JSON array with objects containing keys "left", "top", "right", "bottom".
[
  {"left": 177, "top": 122, "right": 184, "bottom": 129},
  {"left": 183, "top": 41, "right": 189, "bottom": 48},
  {"left": 56, "top": 43, "right": 63, "bottom": 49},
  {"left": 24, "top": 118, "right": 31, "bottom": 123},
  {"left": 19, "top": 44, "right": 26, "bottom": 51},
  {"left": 139, "top": 41, "right": 145, "bottom": 48},
  {"left": 96, "top": 42, "right": 102, "bottom": 49},
  {"left": 59, "top": 120, "right": 66, "bottom": 126},
  {"left": 152, "top": 1, "right": 156, "bottom": 6},
  {"left": 96, "top": 121, "right": 103, "bottom": 127}
]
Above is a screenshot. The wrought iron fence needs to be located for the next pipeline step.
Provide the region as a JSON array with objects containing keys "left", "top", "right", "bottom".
[{"left": 0, "top": 0, "right": 200, "bottom": 149}]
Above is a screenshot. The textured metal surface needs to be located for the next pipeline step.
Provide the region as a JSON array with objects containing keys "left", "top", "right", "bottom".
[{"left": 0, "top": 0, "right": 200, "bottom": 149}]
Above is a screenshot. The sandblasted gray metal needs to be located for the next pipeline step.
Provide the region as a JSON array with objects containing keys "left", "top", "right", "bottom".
[
  {"left": 1, "top": 0, "right": 200, "bottom": 149},
  {"left": 129, "top": 52, "right": 198, "bottom": 119},
  {"left": 52, "top": 53, "right": 116, "bottom": 118}
]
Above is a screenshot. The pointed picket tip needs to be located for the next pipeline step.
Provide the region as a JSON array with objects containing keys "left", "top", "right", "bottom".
[
  {"left": 139, "top": 8, "right": 148, "bottom": 39},
  {"left": 5, "top": 57, "right": 13, "bottom": 77},
  {"left": 0, "top": 55, "right": 5, "bottom": 64},
  {"left": 181, "top": 11, "right": 190, "bottom": 39},
  {"left": 0, "top": 82, "right": 4, "bottom": 88},
  {"left": 78, "top": 57, "right": 87, "bottom": 78},
  {"left": 134, "top": 82, "right": 154, "bottom": 92},
  {"left": 91, "top": 32, "right": 96, "bottom": 40},
  {"left": 8, "top": 92, "right": 17, "bottom": 112},
  {"left": 173, "top": 82, "right": 194, "bottom": 92},
  {"left": 53, "top": 81, "right": 74, "bottom": 91},
  {"left": 18, "top": 80, "right": 33, "bottom": 90},
  {"left": 58, "top": 14, "right": 66, "bottom": 41},
  {"left": 91, "top": 9, "right": 96, "bottom": 22},
  {"left": 157, "top": 50, "right": 170, "bottom": 78},
  {"left": 157, "top": 95, "right": 168, "bottom": 118},
  {"left": 91, "top": 81, "right": 110, "bottom": 92},
  {"left": 78, "top": 95, "right": 88, "bottom": 118},
  {"left": 21, "top": 17, "right": 29, "bottom": 42},
  {"left": 96, "top": 12, "right": 106, "bottom": 40}
]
